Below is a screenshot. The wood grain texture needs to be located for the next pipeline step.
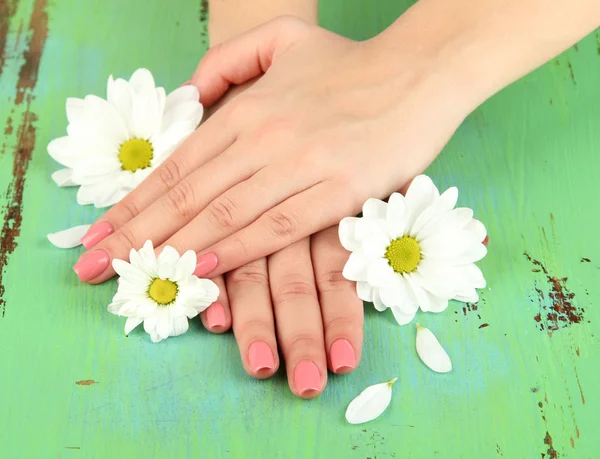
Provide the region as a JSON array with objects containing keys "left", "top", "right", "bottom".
[{"left": 0, "top": 0, "right": 598, "bottom": 457}]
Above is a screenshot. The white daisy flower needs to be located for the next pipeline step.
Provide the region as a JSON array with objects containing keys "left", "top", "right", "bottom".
[
  {"left": 108, "top": 240, "right": 219, "bottom": 343},
  {"left": 339, "top": 175, "right": 487, "bottom": 325},
  {"left": 47, "top": 68, "right": 203, "bottom": 208}
]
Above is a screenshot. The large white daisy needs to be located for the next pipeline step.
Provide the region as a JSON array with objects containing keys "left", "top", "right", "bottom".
[
  {"left": 339, "top": 175, "right": 487, "bottom": 325},
  {"left": 48, "top": 68, "right": 203, "bottom": 208},
  {"left": 108, "top": 240, "right": 219, "bottom": 343}
]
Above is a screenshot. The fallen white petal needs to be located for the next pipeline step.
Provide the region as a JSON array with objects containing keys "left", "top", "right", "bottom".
[
  {"left": 416, "top": 324, "right": 452, "bottom": 373},
  {"left": 51, "top": 168, "right": 76, "bottom": 187},
  {"left": 47, "top": 224, "right": 92, "bottom": 248},
  {"left": 345, "top": 378, "right": 397, "bottom": 424}
]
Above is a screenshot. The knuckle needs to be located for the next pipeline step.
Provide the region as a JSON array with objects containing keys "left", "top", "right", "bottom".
[
  {"left": 157, "top": 159, "right": 183, "bottom": 190},
  {"left": 165, "top": 179, "right": 195, "bottom": 219},
  {"left": 286, "top": 333, "right": 321, "bottom": 354},
  {"left": 228, "top": 263, "right": 268, "bottom": 286},
  {"left": 316, "top": 269, "right": 352, "bottom": 294},
  {"left": 265, "top": 210, "right": 300, "bottom": 240},
  {"left": 274, "top": 278, "right": 317, "bottom": 303},
  {"left": 118, "top": 197, "right": 142, "bottom": 220},
  {"left": 111, "top": 225, "right": 139, "bottom": 252},
  {"left": 233, "top": 318, "right": 272, "bottom": 342},
  {"left": 324, "top": 315, "right": 361, "bottom": 335},
  {"left": 206, "top": 196, "right": 238, "bottom": 231}
]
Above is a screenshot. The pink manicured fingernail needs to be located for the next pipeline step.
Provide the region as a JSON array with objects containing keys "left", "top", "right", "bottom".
[
  {"left": 81, "top": 221, "right": 114, "bottom": 249},
  {"left": 194, "top": 253, "right": 218, "bottom": 277},
  {"left": 248, "top": 341, "right": 275, "bottom": 373},
  {"left": 73, "top": 250, "right": 110, "bottom": 282},
  {"left": 294, "top": 360, "right": 321, "bottom": 395},
  {"left": 330, "top": 339, "right": 356, "bottom": 374},
  {"left": 206, "top": 302, "right": 227, "bottom": 330}
]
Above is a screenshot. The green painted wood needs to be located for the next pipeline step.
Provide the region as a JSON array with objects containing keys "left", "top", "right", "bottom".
[{"left": 0, "top": 0, "right": 598, "bottom": 457}]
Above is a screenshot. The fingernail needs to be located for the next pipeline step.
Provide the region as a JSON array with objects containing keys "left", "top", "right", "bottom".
[
  {"left": 330, "top": 339, "right": 356, "bottom": 374},
  {"left": 206, "top": 302, "right": 227, "bottom": 330},
  {"left": 81, "top": 221, "right": 114, "bottom": 249},
  {"left": 194, "top": 253, "right": 218, "bottom": 277},
  {"left": 73, "top": 250, "right": 110, "bottom": 282},
  {"left": 294, "top": 360, "right": 321, "bottom": 395},
  {"left": 248, "top": 341, "right": 275, "bottom": 373}
]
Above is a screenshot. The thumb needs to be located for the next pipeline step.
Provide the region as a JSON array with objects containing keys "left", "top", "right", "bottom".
[{"left": 191, "top": 16, "right": 311, "bottom": 107}]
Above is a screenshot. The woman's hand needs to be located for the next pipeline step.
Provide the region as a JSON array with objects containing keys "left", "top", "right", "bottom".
[
  {"left": 73, "top": 16, "right": 467, "bottom": 283},
  {"left": 198, "top": 227, "right": 363, "bottom": 398}
]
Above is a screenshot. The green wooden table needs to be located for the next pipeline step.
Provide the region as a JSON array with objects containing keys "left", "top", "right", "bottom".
[{"left": 1, "top": 1, "right": 599, "bottom": 457}]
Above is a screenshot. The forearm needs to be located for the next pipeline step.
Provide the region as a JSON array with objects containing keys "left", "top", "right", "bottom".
[
  {"left": 374, "top": 0, "right": 600, "bottom": 111},
  {"left": 209, "top": 0, "right": 318, "bottom": 45}
]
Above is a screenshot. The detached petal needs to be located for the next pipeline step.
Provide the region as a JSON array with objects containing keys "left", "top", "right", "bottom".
[
  {"left": 345, "top": 378, "right": 397, "bottom": 424},
  {"left": 416, "top": 324, "right": 452, "bottom": 373},
  {"left": 47, "top": 224, "right": 92, "bottom": 249}
]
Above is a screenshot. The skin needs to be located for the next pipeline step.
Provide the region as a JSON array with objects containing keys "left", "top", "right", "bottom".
[{"left": 77, "top": 0, "right": 599, "bottom": 396}]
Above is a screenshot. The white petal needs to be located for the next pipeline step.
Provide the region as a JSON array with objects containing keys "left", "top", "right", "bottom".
[
  {"left": 164, "top": 85, "right": 200, "bottom": 115},
  {"left": 128, "top": 68, "right": 156, "bottom": 94},
  {"left": 66, "top": 97, "right": 85, "bottom": 124},
  {"left": 465, "top": 218, "right": 487, "bottom": 243},
  {"left": 83, "top": 95, "right": 129, "bottom": 143},
  {"left": 390, "top": 305, "right": 417, "bottom": 326},
  {"left": 51, "top": 168, "right": 76, "bottom": 187},
  {"left": 169, "top": 315, "right": 189, "bottom": 337},
  {"left": 345, "top": 378, "right": 396, "bottom": 424},
  {"left": 161, "top": 100, "right": 203, "bottom": 132},
  {"left": 342, "top": 252, "right": 369, "bottom": 281},
  {"left": 338, "top": 217, "right": 361, "bottom": 252},
  {"left": 131, "top": 86, "right": 162, "bottom": 139},
  {"left": 416, "top": 324, "right": 452, "bottom": 373},
  {"left": 404, "top": 175, "right": 439, "bottom": 229},
  {"left": 406, "top": 274, "right": 448, "bottom": 313},
  {"left": 107, "top": 76, "right": 134, "bottom": 133},
  {"left": 47, "top": 136, "right": 78, "bottom": 168},
  {"left": 366, "top": 258, "right": 395, "bottom": 288},
  {"left": 47, "top": 224, "right": 91, "bottom": 249},
  {"left": 372, "top": 288, "right": 387, "bottom": 311},
  {"left": 157, "top": 246, "right": 180, "bottom": 278},
  {"left": 175, "top": 250, "right": 197, "bottom": 278},
  {"left": 151, "top": 122, "right": 195, "bottom": 158},
  {"left": 112, "top": 259, "right": 152, "bottom": 284},
  {"left": 362, "top": 198, "right": 387, "bottom": 219},
  {"left": 124, "top": 317, "right": 143, "bottom": 335},
  {"left": 356, "top": 281, "right": 374, "bottom": 302},
  {"left": 386, "top": 192, "right": 408, "bottom": 239}
]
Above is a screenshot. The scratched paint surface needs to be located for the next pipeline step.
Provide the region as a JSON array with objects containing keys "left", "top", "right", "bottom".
[{"left": 0, "top": 0, "right": 598, "bottom": 457}]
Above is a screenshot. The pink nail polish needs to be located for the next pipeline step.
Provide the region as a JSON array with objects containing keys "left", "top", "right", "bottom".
[
  {"left": 294, "top": 360, "right": 321, "bottom": 395},
  {"left": 206, "top": 302, "right": 227, "bottom": 330},
  {"left": 73, "top": 250, "right": 110, "bottom": 282},
  {"left": 248, "top": 341, "right": 275, "bottom": 373},
  {"left": 483, "top": 235, "right": 489, "bottom": 246},
  {"left": 194, "top": 253, "right": 218, "bottom": 277},
  {"left": 330, "top": 339, "right": 356, "bottom": 374},
  {"left": 81, "top": 221, "right": 114, "bottom": 249}
]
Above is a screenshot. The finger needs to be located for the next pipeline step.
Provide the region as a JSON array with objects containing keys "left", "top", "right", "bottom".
[
  {"left": 226, "top": 258, "right": 279, "bottom": 379},
  {"left": 311, "top": 226, "right": 363, "bottom": 374},
  {"left": 198, "top": 180, "right": 356, "bottom": 277},
  {"left": 199, "top": 275, "right": 231, "bottom": 334},
  {"left": 159, "top": 160, "right": 315, "bottom": 257},
  {"left": 268, "top": 238, "right": 327, "bottom": 398},
  {"left": 80, "top": 108, "right": 238, "bottom": 250},
  {"left": 191, "top": 16, "right": 310, "bottom": 106}
]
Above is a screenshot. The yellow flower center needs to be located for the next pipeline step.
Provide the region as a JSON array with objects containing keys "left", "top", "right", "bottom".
[
  {"left": 148, "top": 278, "right": 178, "bottom": 305},
  {"left": 118, "top": 138, "right": 153, "bottom": 172},
  {"left": 385, "top": 236, "right": 421, "bottom": 274}
]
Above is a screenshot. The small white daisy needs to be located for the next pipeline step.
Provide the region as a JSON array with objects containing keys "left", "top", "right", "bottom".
[
  {"left": 48, "top": 68, "right": 203, "bottom": 207},
  {"left": 339, "top": 175, "right": 487, "bottom": 325},
  {"left": 108, "top": 240, "right": 219, "bottom": 343}
]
